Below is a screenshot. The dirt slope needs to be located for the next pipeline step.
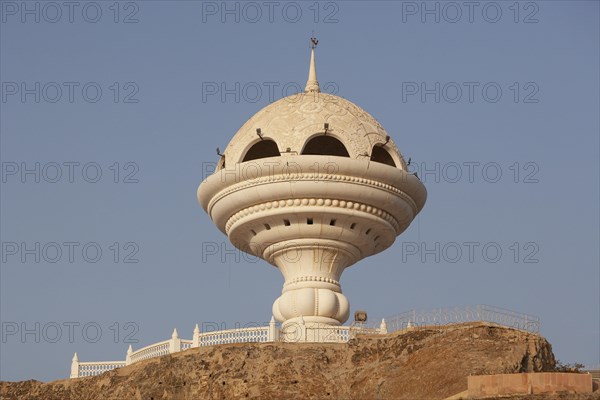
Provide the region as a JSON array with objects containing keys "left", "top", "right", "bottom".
[{"left": 1, "top": 322, "right": 588, "bottom": 400}]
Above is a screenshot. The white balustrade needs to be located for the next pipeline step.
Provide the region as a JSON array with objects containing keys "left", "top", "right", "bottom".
[
  {"left": 197, "top": 326, "right": 269, "bottom": 346},
  {"left": 77, "top": 361, "right": 126, "bottom": 378},
  {"left": 71, "top": 305, "right": 530, "bottom": 379},
  {"left": 180, "top": 339, "right": 193, "bottom": 351},
  {"left": 69, "top": 319, "right": 386, "bottom": 378},
  {"left": 128, "top": 340, "right": 170, "bottom": 364}
]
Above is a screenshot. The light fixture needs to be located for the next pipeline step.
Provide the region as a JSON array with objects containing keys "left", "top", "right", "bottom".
[
  {"left": 256, "top": 128, "right": 263, "bottom": 140},
  {"left": 354, "top": 310, "right": 368, "bottom": 323}
]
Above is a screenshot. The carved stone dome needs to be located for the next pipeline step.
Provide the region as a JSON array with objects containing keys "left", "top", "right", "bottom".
[
  {"left": 223, "top": 92, "right": 407, "bottom": 169},
  {"left": 220, "top": 45, "right": 406, "bottom": 170}
]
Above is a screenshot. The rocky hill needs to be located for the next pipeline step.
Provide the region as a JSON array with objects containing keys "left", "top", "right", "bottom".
[{"left": 1, "top": 322, "right": 597, "bottom": 400}]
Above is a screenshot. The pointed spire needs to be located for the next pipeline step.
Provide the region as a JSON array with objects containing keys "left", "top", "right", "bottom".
[
  {"left": 72, "top": 352, "right": 78, "bottom": 362},
  {"left": 172, "top": 328, "right": 179, "bottom": 339},
  {"left": 194, "top": 323, "right": 200, "bottom": 335},
  {"left": 305, "top": 37, "right": 320, "bottom": 93},
  {"left": 127, "top": 345, "right": 133, "bottom": 355}
]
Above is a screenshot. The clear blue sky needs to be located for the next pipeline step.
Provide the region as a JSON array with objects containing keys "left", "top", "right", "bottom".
[{"left": 1, "top": 1, "right": 598, "bottom": 381}]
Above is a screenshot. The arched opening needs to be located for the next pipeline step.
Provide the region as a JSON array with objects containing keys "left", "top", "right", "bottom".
[
  {"left": 370, "top": 145, "right": 396, "bottom": 167},
  {"left": 302, "top": 135, "right": 350, "bottom": 157},
  {"left": 242, "top": 140, "right": 280, "bottom": 162}
]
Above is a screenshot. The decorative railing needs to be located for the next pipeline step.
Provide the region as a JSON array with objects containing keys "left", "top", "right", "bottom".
[
  {"left": 306, "top": 325, "right": 350, "bottom": 343},
  {"left": 128, "top": 340, "right": 170, "bottom": 364},
  {"left": 70, "top": 305, "right": 540, "bottom": 379},
  {"left": 280, "top": 323, "right": 380, "bottom": 343},
  {"left": 349, "top": 325, "right": 382, "bottom": 338},
  {"left": 385, "top": 304, "right": 540, "bottom": 334},
  {"left": 181, "top": 339, "right": 193, "bottom": 351},
  {"left": 280, "top": 323, "right": 351, "bottom": 343},
  {"left": 77, "top": 361, "right": 126, "bottom": 377},
  {"left": 198, "top": 326, "right": 269, "bottom": 346},
  {"left": 70, "top": 319, "right": 281, "bottom": 379}
]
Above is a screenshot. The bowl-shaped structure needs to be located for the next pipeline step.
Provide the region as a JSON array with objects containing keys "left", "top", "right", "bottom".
[{"left": 199, "top": 152, "right": 426, "bottom": 327}]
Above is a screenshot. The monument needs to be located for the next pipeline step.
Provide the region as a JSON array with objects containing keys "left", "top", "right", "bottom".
[
  {"left": 197, "top": 38, "right": 427, "bottom": 338},
  {"left": 68, "top": 41, "right": 555, "bottom": 380},
  {"left": 66, "top": 41, "right": 563, "bottom": 381}
]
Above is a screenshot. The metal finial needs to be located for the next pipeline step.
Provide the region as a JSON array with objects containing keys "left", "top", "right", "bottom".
[{"left": 305, "top": 36, "right": 320, "bottom": 93}]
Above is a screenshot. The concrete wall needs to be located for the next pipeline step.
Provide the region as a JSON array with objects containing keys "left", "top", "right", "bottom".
[{"left": 468, "top": 372, "right": 592, "bottom": 397}]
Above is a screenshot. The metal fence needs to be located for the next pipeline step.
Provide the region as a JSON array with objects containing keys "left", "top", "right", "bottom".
[{"left": 384, "top": 304, "right": 540, "bottom": 334}]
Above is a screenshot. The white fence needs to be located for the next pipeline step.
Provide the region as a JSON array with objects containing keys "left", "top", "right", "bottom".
[
  {"left": 70, "top": 318, "right": 282, "bottom": 378},
  {"left": 70, "top": 305, "right": 540, "bottom": 378},
  {"left": 76, "top": 361, "right": 126, "bottom": 378},
  {"left": 280, "top": 322, "right": 381, "bottom": 343},
  {"left": 127, "top": 339, "right": 170, "bottom": 364},
  {"left": 197, "top": 326, "right": 270, "bottom": 346}
]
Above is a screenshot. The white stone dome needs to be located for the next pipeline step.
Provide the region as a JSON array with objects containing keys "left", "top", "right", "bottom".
[
  {"left": 223, "top": 92, "right": 407, "bottom": 169},
  {"left": 220, "top": 45, "right": 406, "bottom": 170}
]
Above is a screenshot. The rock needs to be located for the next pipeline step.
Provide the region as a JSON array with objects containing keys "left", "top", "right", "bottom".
[{"left": 0, "top": 322, "right": 589, "bottom": 400}]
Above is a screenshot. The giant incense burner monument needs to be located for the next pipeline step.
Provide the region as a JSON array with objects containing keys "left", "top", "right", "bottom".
[
  {"left": 69, "top": 39, "right": 428, "bottom": 379},
  {"left": 67, "top": 42, "right": 557, "bottom": 381},
  {"left": 197, "top": 39, "right": 427, "bottom": 338}
]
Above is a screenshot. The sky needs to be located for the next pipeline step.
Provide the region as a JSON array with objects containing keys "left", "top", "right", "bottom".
[{"left": 1, "top": 0, "right": 598, "bottom": 382}]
